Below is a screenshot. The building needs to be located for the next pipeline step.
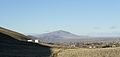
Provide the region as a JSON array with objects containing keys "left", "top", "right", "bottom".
[
  {"left": 35, "top": 40, "right": 39, "bottom": 43},
  {"left": 27, "top": 39, "right": 39, "bottom": 43},
  {"left": 27, "top": 40, "right": 33, "bottom": 42}
]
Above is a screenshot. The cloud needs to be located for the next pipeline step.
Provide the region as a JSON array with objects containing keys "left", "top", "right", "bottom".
[
  {"left": 93, "top": 26, "right": 118, "bottom": 30},
  {"left": 109, "top": 26, "right": 117, "bottom": 29},
  {"left": 93, "top": 27, "right": 100, "bottom": 30}
]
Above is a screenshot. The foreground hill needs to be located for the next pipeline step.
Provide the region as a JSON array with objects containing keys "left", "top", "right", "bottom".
[
  {"left": 0, "top": 27, "right": 30, "bottom": 41},
  {"left": 0, "top": 27, "right": 52, "bottom": 57}
]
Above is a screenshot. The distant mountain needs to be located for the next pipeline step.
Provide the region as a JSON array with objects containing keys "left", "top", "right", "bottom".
[
  {"left": 36, "top": 30, "right": 82, "bottom": 39},
  {"left": 29, "top": 30, "right": 88, "bottom": 42},
  {"left": 28, "top": 30, "right": 120, "bottom": 43}
]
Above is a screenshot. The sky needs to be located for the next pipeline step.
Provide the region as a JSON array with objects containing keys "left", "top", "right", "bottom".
[{"left": 0, "top": 0, "right": 120, "bottom": 36}]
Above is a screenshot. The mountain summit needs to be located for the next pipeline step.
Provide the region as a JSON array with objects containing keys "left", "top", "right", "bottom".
[
  {"left": 50, "top": 30, "right": 73, "bottom": 35},
  {"left": 28, "top": 30, "right": 89, "bottom": 42},
  {"left": 33, "top": 30, "right": 81, "bottom": 39}
]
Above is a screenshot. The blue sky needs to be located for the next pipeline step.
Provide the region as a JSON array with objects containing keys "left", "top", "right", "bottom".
[{"left": 0, "top": 0, "right": 120, "bottom": 35}]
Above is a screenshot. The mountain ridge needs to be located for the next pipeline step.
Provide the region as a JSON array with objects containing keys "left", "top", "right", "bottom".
[
  {"left": 29, "top": 30, "right": 120, "bottom": 43},
  {"left": 28, "top": 30, "right": 90, "bottom": 42},
  {"left": 32, "top": 30, "right": 86, "bottom": 39}
]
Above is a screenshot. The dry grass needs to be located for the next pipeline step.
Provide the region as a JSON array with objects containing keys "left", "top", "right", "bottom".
[
  {"left": 0, "top": 27, "right": 30, "bottom": 41},
  {"left": 54, "top": 47, "right": 120, "bottom": 57}
]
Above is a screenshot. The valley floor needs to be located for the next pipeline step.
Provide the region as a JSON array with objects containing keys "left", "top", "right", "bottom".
[{"left": 52, "top": 47, "right": 120, "bottom": 57}]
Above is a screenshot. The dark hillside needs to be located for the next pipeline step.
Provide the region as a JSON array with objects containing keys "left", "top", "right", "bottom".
[
  {"left": 0, "top": 27, "right": 30, "bottom": 41},
  {"left": 0, "top": 27, "right": 52, "bottom": 57}
]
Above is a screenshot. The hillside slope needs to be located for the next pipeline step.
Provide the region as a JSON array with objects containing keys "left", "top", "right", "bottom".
[
  {"left": 0, "top": 27, "right": 30, "bottom": 41},
  {"left": 0, "top": 27, "right": 52, "bottom": 57}
]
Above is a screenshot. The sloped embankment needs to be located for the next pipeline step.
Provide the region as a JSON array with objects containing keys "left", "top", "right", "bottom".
[{"left": 0, "top": 27, "right": 52, "bottom": 57}]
